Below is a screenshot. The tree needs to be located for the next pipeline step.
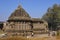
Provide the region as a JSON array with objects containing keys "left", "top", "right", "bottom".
[{"left": 42, "top": 4, "right": 60, "bottom": 31}]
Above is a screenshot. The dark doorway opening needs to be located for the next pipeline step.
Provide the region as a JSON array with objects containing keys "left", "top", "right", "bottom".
[{"left": 0, "top": 23, "right": 3, "bottom": 30}]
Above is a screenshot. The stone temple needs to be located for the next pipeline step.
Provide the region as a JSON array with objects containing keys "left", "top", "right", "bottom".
[{"left": 2, "top": 5, "right": 48, "bottom": 36}]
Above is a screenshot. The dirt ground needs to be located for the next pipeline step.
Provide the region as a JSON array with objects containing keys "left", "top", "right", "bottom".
[{"left": 0, "top": 36, "right": 60, "bottom": 40}]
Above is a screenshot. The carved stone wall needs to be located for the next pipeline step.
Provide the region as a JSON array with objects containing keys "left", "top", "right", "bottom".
[{"left": 3, "top": 5, "right": 48, "bottom": 36}]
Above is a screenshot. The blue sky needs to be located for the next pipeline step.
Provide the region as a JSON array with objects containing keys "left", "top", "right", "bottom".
[{"left": 0, "top": 0, "right": 60, "bottom": 21}]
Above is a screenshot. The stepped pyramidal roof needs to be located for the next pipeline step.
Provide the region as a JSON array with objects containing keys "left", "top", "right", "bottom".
[{"left": 9, "top": 5, "right": 31, "bottom": 20}]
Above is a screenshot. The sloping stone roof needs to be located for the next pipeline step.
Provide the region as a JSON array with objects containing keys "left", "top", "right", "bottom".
[
  {"left": 8, "top": 5, "right": 31, "bottom": 20},
  {"left": 8, "top": 5, "right": 47, "bottom": 23},
  {"left": 31, "top": 18, "right": 41, "bottom": 21}
]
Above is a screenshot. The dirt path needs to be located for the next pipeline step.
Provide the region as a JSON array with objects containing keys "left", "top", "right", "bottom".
[{"left": 48, "top": 36, "right": 56, "bottom": 40}]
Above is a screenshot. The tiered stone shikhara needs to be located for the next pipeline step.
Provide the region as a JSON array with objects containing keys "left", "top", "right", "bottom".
[{"left": 3, "top": 5, "right": 48, "bottom": 36}]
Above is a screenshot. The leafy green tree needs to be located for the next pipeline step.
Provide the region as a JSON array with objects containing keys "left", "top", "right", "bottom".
[{"left": 42, "top": 4, "right": 60, "bottom": 31}]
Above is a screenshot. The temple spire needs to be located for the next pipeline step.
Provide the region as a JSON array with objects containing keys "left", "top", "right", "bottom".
[
  {"left": 17, "top": 0, "right": 22, "bottom": 9},
  {"left": 9, "top": 4, "right": 31, "bottom": 20},
  {"left": 17, "top": 4, "right": 22, "bottom": 10}
]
